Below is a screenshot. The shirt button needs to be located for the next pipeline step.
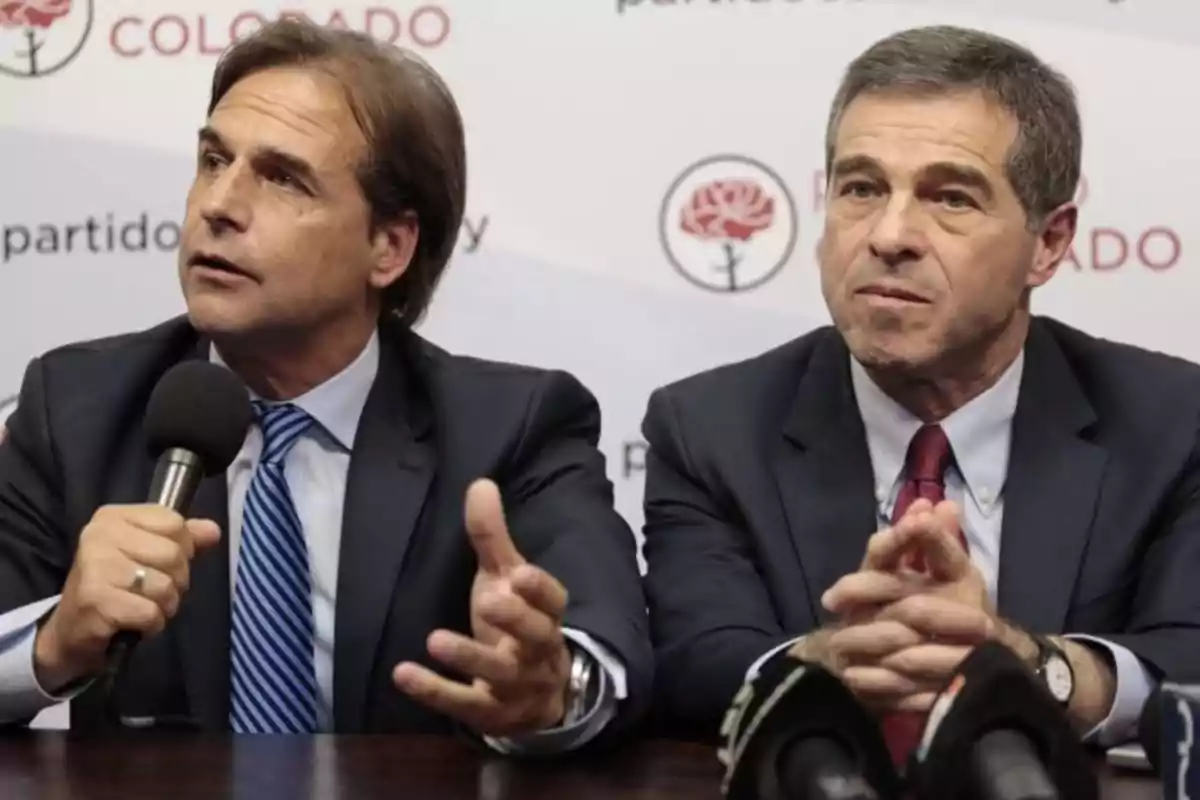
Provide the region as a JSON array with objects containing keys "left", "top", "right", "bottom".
[{"left": 978, "top": 487, "right": 993, "bottom": 506}]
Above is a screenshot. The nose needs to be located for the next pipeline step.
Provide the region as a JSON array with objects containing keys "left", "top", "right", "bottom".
[
  {"left": 198, "top": 162, "right": 252, "bottom": 236},
  {"left": 867, "top": 194, "right": 925, "bottom": 269}
]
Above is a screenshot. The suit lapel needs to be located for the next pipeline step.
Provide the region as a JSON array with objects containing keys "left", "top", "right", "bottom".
[
  {"left": 333, "top": 328, "right": 435, "bottom": 732},
  {"left": 773, "top": 332, "right": 880, "bottom": 626},
  {"left": 997, "top": 321, "right": 1106, "bottom": 633}
]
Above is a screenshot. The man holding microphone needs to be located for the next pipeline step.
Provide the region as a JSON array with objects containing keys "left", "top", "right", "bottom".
[{"left": 0, "top": 17, "right": 651, "bottom": 750}]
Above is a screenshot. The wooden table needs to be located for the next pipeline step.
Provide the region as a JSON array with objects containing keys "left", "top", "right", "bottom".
[{"left": 0, "top": 733, "right": 1162, "bottom": 799}]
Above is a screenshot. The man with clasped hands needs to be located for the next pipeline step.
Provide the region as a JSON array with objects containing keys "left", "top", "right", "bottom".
[
  {"left": 641, "top": 24, "right": 1200, "bottom": 765},
  {"left": 0, "top": 18, "right": 651, "bottom": 752}
]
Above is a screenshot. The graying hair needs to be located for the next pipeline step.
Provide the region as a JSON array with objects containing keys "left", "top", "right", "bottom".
[{"left": 824, "top": 25, "right": 1081, "bottom": 227}]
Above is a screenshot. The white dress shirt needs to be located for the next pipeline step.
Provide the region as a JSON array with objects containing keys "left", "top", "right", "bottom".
[
  {"left": 749, "top": 351, "right": 1153, "bottom": 746},
  {"left": 0, "top": 332, "right": 625, "bottom": 751}
]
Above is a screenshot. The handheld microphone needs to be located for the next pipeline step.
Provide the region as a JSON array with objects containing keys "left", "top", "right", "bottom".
[
  {"left": 102, "top": 361, "right": 253, "bottom": 693},
  {"left": 718, "top": 652, "right": 901, "bottom": 800},
  {"left": 907, "top": 640, "right": 1097, "bottom": 800}
]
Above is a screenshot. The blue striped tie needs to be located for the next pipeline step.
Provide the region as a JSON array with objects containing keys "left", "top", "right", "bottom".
[{"left": 230, "top": 401, "right": 318, "bottom": 734}]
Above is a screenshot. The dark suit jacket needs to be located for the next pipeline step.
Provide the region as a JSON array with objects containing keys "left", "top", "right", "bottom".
[
  {"left": 0, "top": 315, "right": 652, "bottom": 739},
  {"left": 642, "top": 317, "right": 1200, "bottom": 740}
]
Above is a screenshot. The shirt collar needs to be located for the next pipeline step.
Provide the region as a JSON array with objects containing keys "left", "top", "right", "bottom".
[
  {"left": 849, "top": 350, "right": 1024, "bottom": 508},
  {"left": 209, "top": 331, "right": 380, "bottom": 451}
]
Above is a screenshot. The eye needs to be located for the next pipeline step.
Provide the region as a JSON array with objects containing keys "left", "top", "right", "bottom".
[
  {"left": 934, "top": 190, "right": 978, "bottom": 210},
  {"left": 840, "top": 180, "right": 880, "bottom": 199},
  {"left": 264, "top": 167, "right": 304, "bottom": 192},
  {"left": 198, "top": 150, "right": 227, "bottom": 171}
]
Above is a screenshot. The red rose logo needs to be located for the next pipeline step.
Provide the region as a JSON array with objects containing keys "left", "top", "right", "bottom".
[
  {"left": 0, "top": 0, "right": 70, "bottom": 29},
  {"left": 678, "top": 178, "right": 776, "bottom": 291},
  {"left": 680, "top": 179, "right": 775, "bottom": 242}
]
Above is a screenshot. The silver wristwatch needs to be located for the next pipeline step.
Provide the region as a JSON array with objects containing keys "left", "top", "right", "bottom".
[
  {"left": 560, "top": 646, "right": 597, "bottom": 727},
  {"left": 1032, "top": 635, "right": 1074, "bottom": 706}
]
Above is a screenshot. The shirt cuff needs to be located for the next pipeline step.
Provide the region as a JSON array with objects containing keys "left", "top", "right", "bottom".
[
  {"left": 484, "top": 627, "right": 624, "bottom": 755},
  {"left": 1064, "top": 634, "right": 1155, "bottom": 747},
  {"left": 0, "top": 595, "right": 87, "bottom": 723},
  {"left": 746, "top": 636, "right": 805, "bottom": 682}
]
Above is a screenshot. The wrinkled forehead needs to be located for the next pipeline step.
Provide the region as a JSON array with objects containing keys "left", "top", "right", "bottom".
[
  {"left": 830, "top": 89, "right": 1019, "bottom": 185},
  {"left": 207, "top": 66, "right": 368, "bottom": 174}
]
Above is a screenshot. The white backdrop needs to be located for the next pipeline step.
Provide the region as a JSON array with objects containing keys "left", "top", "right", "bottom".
[{"left": 2, "top": 2, "right": 1199, "bottom": 727}]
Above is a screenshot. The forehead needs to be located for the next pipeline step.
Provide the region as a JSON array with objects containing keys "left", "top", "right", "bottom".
[
  {"left": 832, "top": 89, "right": 1018, "bottom": 179},
  {"left": 207, "top": 65, "right": 366, "bottom": 169}
]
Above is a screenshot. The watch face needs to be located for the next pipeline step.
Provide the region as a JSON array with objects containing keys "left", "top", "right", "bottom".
[{"left": 1044, "top": 655, "right": 1073, "bottom": 702}]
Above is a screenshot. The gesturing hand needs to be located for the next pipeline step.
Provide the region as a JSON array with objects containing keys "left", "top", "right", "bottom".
[{"left": 393, "top": 479, "right": 573, "bottom": 737}]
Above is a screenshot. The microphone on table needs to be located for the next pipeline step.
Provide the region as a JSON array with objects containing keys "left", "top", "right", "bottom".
[
  {"left": 907, "top": 640, "right": 1097, "bottom": 800},
  {"left": 101, "top": 361, "right": 253, "bottom": 704},
  {"left": 718, "top": 652, "right": 902, "bottom": 800}
]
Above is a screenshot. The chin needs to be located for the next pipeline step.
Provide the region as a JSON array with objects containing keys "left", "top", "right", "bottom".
[
  {"left": 184, "top": 296, "right": 262, "bottom": 340},
  {"left": 843, "top": 330, "right": 941, "bottom": 376}
]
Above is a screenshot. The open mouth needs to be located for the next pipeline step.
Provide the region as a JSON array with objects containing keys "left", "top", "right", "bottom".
[{"left": 189, "top": 253, "right": 253, "bottom": 280}]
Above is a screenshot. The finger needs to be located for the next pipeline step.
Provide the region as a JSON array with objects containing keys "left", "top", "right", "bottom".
[
  {"left": 95, "top": 587, "right": 169, "bottom": 639},
  {"left": 822, "top": 570, "right": 915, "bottom": 614},
  {"left": 108, "top": 505, "right": 190, "bottom": 539},
  {"left": 476, "top": 590, "right": 562, "bottom": 660},
  {"left": 900, "top": 498, "right": 934, "bottom": 519},
  {"left": 879, "top": 644, "right": 972, "bottom": 681},
  {"left": 464, "top": 479, "right": 525, "bottom": 574},
  {"left": 510, "top": 565, "right": 568, "bottom": 621},
  {"left": 392, "top": 662, "right": 503, "bottom": 731},
  {"left": 879, "top": 595, "right": 995, "bottom": 642},
  {"left": 426, "top": 630, "right": 520, "bottom": 686},
  {"left": 828, "top": 620, "right": 923, "bottom": 662},
  {"left": 907, "top": 505, "right": 970, "bottom": 581},
  {"left": 860, "top": 527, "right": 907, "bottom": 572},
  {"left": 841, "top": 666, "right": 924, "bottom": 701},
  {"left": 186, "top": 519, "right": 221, "bottom": 551},
  {"left": 889, "top": 692, "right": 939, "bottom": 713},
  {"left": 102, "top": 560, "right": 182, "bottom": 618},
  {"left": 113, "top": 534, "right": 189, "bottom": 587}
]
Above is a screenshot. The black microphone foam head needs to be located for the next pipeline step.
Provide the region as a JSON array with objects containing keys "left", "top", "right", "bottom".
[
  {"left": 719, "top": 654, "right": 901, "bottom": 800},
  {"left": 145, "top": 361, "right": 254, "bottom": 475},
  {"left": 908, "top": 640, "right": 1097, "bottom": 800},
  {"left": 1138, "top": 685, "right": 1162, "bottom": 771}
]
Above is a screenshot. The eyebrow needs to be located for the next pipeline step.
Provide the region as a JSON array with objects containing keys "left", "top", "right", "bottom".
[
  {"left": 197, "top": 125, "right": 324, "bottom": 193},
  {"left": 920, "top": 162, "right": 995, "bottom": 200},
  {"left": 830, "top": 154, "right": 885, "bottom": 181},
  {"left": 830, "top": 155, "right": 995, "bottom": 200}
]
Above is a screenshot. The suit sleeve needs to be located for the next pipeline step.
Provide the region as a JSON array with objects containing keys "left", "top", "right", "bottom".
[
  {"left": 641, "top": 388, "right": 792, "bottom": 741},
  {"left": 498, "top": 370, "right": 653, "bottom": 748},
  {"left": 0, "top": 357, "right": 71, "bottom": 612},
  {"left": 1100, "top": 421, "right": 1200, "bottom": 686},
  {"left": 0, "top": 358, "right": 74, "bottom": 728}
]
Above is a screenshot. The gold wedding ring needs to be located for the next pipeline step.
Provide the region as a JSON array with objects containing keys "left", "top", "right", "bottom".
[{"left": 130, "top": 567, "right": 147, "bottom": 595}]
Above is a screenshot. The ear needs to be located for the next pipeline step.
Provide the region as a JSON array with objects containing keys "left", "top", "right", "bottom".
[
  {"left": 1027, "top": 202, "right": 1077, "bottom": 289},
  {"left": 367, "top": 211, "right": 420, "bottom": 291}
]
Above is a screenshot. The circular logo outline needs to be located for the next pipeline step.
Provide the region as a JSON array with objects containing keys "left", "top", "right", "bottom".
[
  {"left": 0, "top": 0, "right": 95, "bottom": 79},
  {"left": 658, "top": 153, "right": 799, "bottom": 294}
]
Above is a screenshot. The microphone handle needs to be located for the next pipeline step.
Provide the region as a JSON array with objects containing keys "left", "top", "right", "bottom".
[
  {"left": 102, "top": 449, "right": 204, "bottom": 694},
  {"left": 771, "top": 736, "right": 883, "bottom": 800},
  {"left": 970, "top": 729, "right": 1060, "bottom": 800}
]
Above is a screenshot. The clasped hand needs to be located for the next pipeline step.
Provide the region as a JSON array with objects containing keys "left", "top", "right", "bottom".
[
  {"left": 805, "top": 499, "right": 999, "bottom": 713},
  {"left": 393, "top": 479, "right": 573, "bottom": 737}
]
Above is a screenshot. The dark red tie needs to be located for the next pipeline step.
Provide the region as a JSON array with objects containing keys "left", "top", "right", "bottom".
[{"left": 879, "top": 424, "right": 957, "bottom": 770}]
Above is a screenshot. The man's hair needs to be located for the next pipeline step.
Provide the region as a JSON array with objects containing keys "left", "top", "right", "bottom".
[
  {"left": 208, "top": 18, "right": 466, "bottom": 326},
  {"left": 825, "top": 25, "right": 1081, "bottom": 227}
]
